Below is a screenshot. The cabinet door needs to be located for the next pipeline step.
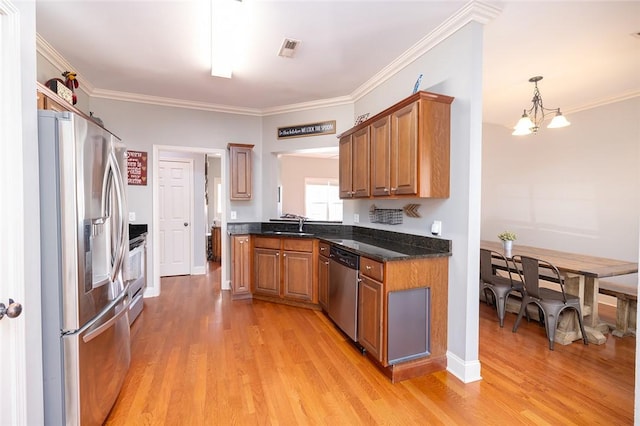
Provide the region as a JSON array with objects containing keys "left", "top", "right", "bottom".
[
  {"left": 338, "top": 135, "right": 353, "bottom": 198},
  {"left": 370, "top": 116, "right": 391, "bottom": 197},
  {"left": 352, "top": 127, "right": 371, "bottom": 198},
  {"left": 229, "top": 144, "right": 253, "bottom": 200},
  {"left": 231, "top": 235, "right": 251, "bottom": 297},
  {"left": 391, "top": 101, "right": 419, "bottom": 196},
  {"left": 254, "top": 248, "right": 280, "bottom": 296},
  {"left": 318, "top": 255, "right": 330, "bottom": 309},
  {"left": 358, "top": 275, "right": 383, "bottom": 362},
  {"left": 282, "top": 251, "right": 313, "bottom": 301}
]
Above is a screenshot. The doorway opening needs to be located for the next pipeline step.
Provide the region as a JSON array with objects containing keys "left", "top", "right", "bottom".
[{"left": 152, "top": 145, "right": 227, "bottom": 297}]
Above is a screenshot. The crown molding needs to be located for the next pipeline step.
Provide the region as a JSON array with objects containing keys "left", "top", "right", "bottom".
[
  {"left": 36, "top": 33, "right": 95, "bottom": 95},
  {"left": 261, "top": 95, "right": 354, "bottom": 116},
  {"left": 565, "top": 89, "right": 640, "bottom": 116},
  {"left": 351, "top": 1, "right": 501, "bottom": 102},
  {"left": 91, "top": 88, "right": 263, "bottom": 116}
]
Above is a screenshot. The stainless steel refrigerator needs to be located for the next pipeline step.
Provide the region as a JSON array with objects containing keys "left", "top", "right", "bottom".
[{"left": 38, "top": 110, "right": 131, "bottom": 426}]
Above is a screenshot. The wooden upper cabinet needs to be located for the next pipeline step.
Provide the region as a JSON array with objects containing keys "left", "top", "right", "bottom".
[
  {"left": 338, "top": 91, "right": 453, "bottom": 199},
  {"left": 391, "top": 101, "right": 419, "bottom": 196},
  {"left": 352, "top": 127, "right": 371, "bottom": 198},
  {"left": 339, "top": 135, "right": 353, "bottom": 198},
  {"left": 370, "top": 115, "right": 391, "bottom": 196},
  {"left": 228, "top": 143, "right": 254, "bottom": 200},
  {"left": 339, "top": 128, "right": 370, "bottom": 199}
]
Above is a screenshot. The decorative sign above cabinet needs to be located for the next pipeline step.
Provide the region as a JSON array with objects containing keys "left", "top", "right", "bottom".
[{"left": 277, "top": 120, "right": 336, "bottom": 139}]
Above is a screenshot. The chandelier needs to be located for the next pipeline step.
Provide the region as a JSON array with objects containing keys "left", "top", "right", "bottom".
[{"left": 512, "top": 76, "right": 570, "bottom": 136}]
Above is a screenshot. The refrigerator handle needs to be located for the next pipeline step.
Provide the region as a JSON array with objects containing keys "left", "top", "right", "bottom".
[
  {"left": 108, "top": 151, "right": 128, "bottom": 285},
  {"left": 80, "top": 287, "right": 130, "bottom": 343}
]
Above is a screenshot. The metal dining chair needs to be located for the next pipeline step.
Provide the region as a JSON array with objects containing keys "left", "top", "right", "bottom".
[
  {"left": 480, "top": 248, "right": 526, "bottom": 328},
  {"left": 511, "top": 255, "right": 588, "bottom": 350}
]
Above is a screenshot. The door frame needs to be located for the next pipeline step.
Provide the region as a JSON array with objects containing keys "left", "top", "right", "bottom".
[
  {"left": 158, "top": 157, "right": 194, "bottom": 277},
  {"left": 152, "top": 145, "right": 227, "bottom": 296}
]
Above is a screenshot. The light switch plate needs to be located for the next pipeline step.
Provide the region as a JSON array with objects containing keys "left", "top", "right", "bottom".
[
  {"left": 230, "top": 211, "right": 237, "bottom": 220},
  {"left": 129, "top": 212, "right": 136, "bottom": 222},
  {"left": 354, "top": 213, "right": 359, "bottom": 223}
]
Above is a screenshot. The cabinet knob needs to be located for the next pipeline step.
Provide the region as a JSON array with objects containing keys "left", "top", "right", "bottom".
[
  {"left": 390, "top": 187, "right": 397, "bottom": 191},
  {"left": 324, "top": 261, "right": 329, "bottom": 265},
  {"left": 366, "top": 265, "right": 372, "bottom": 270},
  {"left": 283, "top": 253, "right": 287, "bottom": 257},
  {"left": 383, "top": 188, "right": 389, "bottom": 192}
]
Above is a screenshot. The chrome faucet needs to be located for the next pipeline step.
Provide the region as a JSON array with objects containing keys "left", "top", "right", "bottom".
[{"left": 298, "top": 216, "right": 305, "bottom": 232}]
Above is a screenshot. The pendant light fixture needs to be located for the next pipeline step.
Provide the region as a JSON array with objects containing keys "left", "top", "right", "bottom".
[{"left": 512, "top": 76, "right": 570, "bottom": 136}]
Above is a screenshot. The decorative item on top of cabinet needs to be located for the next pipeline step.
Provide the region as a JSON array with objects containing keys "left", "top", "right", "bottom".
[
  {"left": 339, "top": 91, "right": 454, "bottom": 199},
  {"left": 231, "top": 235, "right": 251, "bottom": 299},
  {"left": 228, "top": 143, "right": 254, "bottom": 200}
]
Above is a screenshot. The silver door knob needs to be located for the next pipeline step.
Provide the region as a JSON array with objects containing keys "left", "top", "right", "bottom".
[{"left": 0, "top": 299, "right": 22, "bottom": 320}]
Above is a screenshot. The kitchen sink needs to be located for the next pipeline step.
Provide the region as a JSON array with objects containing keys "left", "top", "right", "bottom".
[{"left": 263, "top": 231, "right": 314, "bottom": 236}]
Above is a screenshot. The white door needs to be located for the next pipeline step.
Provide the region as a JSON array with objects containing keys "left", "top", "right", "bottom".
[
  {"left": 1, "top": 1, "right": 29, "bottom": 424},
  {"left": 159, "top": 159, "right": 192, "bottom": 276}
]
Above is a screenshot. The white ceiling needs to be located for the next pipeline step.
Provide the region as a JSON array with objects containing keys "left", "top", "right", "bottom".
[{"left": 35, "top": 1, "right": 640, "bottom": 129}]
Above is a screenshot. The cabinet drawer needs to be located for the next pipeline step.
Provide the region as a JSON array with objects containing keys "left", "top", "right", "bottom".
[
  {"left": 283, "top": 238, "right": 313, "bottom": 252},
  {"left": 318, "top": 242, "right": 330, "bottom": 257},
  {"left": 360, "top": 257, "right": 384, "bottom": 281},
  {"left": 254, "top": 237, "right": 280, "bottom": 249}
]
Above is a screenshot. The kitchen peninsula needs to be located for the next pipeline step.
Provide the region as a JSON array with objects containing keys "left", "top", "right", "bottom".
[{"left": 228, "top": 222, "right": 451, "bottom": 382}]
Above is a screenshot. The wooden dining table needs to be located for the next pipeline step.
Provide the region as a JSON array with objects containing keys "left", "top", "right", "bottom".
[{"left": 480, "top": 240, "right": 638, "bottom": 345}]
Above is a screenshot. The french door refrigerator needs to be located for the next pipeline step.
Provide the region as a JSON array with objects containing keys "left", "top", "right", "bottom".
[{"left": 38, "top": 110, "right": 131, "bottom": 426}]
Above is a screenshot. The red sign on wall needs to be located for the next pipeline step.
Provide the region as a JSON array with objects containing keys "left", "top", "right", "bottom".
[{"left": 127, "top": 150, "right": 147, "bottom": 186}]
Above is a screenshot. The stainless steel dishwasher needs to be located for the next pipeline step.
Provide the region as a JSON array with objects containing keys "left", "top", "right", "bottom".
[{"left": 328, "top": 245, "right": 360, "bottom": 341}]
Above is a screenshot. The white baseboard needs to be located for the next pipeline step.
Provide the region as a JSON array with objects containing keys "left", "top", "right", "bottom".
[
  {"left": 192, "top": 265, "right": 206, "bottom": 275},
  {"left": 446, "top": 351, "right": 482, "bottom": 383},
  {"left": 143, "top": 286, "right": 160, "bottom": 298},
  {"left": 222, "top": 280, "right": 231, "bottom": 291}
]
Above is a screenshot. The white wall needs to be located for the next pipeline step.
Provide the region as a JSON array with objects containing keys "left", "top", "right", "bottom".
[
  {"left": 482, "top": 97, "right": 640, "bottom": 284},
  {"left": 279, "top": 156, "right": 339, "bottom": 217},
  {"left": 85, "top": 97, "right": 262, "bottom": 289}
]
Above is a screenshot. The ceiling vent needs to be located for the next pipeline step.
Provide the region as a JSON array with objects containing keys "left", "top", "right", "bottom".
[{"left": 278, "top": 38, "right": 301, "bottom": 58}]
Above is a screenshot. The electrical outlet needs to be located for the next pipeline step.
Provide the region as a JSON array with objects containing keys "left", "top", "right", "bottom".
[
  {"left": 230, "top": 211, "right": 237, "bottom": 220},
  {"left": 129, "top": 212, "right": 136, "bottom": 222},
  {"left": 431, "top": 220, "right": 442, "bottom": 236},
  {"left": 354, "top": 213, "right": 359, "bottom": 223}
]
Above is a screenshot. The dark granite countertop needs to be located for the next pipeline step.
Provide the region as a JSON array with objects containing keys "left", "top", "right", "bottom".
[{"left": 227, "top": 222, "right": 451, "bottom": 262}]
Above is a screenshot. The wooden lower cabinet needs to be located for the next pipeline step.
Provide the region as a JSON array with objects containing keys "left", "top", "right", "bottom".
[
  {"left": 358, "top": 255, "right": 449, "bottom": 382},
  {"left": 282, "top": 251, "right": 313, "bottom": 301},
  {"left": 358, "top": 274, "right": 383, "bottom": 361},
  {"left": 318, "top": 242, "right": 330, "bottom": 310},
  {"left": 231, "top": 235, "right": 251, "bottom": 299},
  {"left": 253, "top": 248, "right": 280, "bottom": 297},
  {"left": 253, "top": 236, "right": 317, "bottom": 304}
]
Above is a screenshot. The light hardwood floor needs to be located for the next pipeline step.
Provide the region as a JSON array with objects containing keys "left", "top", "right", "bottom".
[{"left": 106, "top": 262, "right": 635, "bottom": 425}]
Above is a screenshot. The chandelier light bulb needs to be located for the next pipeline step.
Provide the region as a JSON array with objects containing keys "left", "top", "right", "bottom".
[
  {"left": 512, "top": 76, "right": 570, "bottom": 136},
  {"left": 512, "top": 110, "right": 534, "bottom": 136},
  {"left": 547, "top": 109, "right": 571, "bottom": 128}
]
